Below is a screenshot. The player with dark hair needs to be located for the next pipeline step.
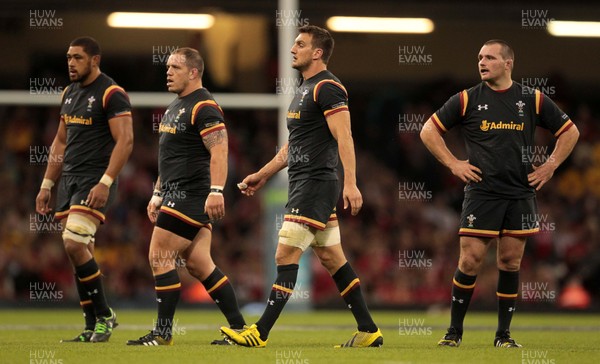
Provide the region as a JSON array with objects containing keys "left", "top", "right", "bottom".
[
  {"left": 220, "top": 25, "right": 383, "bottom": 348},
  {"left": 127, "top": 47, "right": 246, "bottom": 346},
  {"left": 420, "top": 39, "right": 579, "bottom": 348},
  {"left": 36, "top": 36, "right": 134, "bottom": 342}
]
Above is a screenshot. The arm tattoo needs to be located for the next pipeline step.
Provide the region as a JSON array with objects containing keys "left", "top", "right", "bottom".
[{"left": 203, "top": 129, "right": 228, "bottom": 150}]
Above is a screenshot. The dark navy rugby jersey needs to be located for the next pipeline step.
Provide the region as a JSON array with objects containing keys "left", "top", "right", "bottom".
[
  {"left": 158, "top": 88, "right": 225, "bottom": 194},
  {"left": 286, "top": 70, "right": 349, "bottom": 182},
  {"left": 432, "top": 82, "right": 573, "bottom": 199},
  {"left": 60, "top": 73, "right": 131, "bottom": 176}
]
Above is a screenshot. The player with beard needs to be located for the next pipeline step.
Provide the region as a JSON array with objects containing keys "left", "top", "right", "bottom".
[{"left": 36, "top": 36, "right": 133, "bottom": 343}]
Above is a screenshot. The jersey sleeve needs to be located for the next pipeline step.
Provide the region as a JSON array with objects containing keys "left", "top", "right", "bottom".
[
  {"left": 535, "top": 90, "right": 573, "bottom": 137},
  {"left": 191, "top": 100, "right": 226, "bottom": 137},
  {"left": 102, "top": 85, "right": 132, "bottom": 119},
  {"left": 430, "top": 90, "right": 467, "bottom": 133},
  {"left": 314, "top": 80, "right": 349, "bottom": 118},
  {"left": 59, "top": 85, "right": 70, "bottom": 124}
]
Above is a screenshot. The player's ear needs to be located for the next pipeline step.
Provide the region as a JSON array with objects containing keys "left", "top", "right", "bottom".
[
  {"left": 91, "top": 54, "right": 101, "bottom": 68},
  {"left": 313, "top": 48, "right": 323, "bottom": 61}
]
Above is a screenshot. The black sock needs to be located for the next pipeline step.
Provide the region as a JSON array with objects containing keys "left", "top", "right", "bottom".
[
  {"left": 332, "top": 262, "right": 377, "bottom": 333},
  {"left": 496, "top": 270, "right": 519, "bottom": 336},
  {"left": 256, "top": 264, "right": 299, "bottom": 340},
  {"left": 201, "top": 267, "right": 245, "bottom": 329},
  {"left": 449, "top": 269, "right": 477, "bottom": 334},
  {"left": 154, "top": 270, "right": 181, "bottom": 339},
  {"left": 75, "top": 259, "right": 110, "bottom": 318},
  {"left": 74, "top": 274, "right": 96, "bottom": 331}
]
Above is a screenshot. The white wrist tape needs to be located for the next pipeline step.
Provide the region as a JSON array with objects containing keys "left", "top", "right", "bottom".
[
  {"left": 99, "top": 174, "right": 114, "bottom": 187},
  {"left": 41, "top": 178, "right": 55, "bottom": 190}
]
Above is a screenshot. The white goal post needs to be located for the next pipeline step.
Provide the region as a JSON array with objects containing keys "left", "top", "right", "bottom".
[{"left": 0, "top": 90, "right": 280, "bottom": 109}]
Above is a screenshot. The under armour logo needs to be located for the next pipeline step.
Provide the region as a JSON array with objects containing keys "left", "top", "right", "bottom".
[
  {"left": 291, "top": 208, "right": 299, "bottom": 214},
  {"left": 348, "top": 304, "right": 352, "bottom": 309},
  {"left": 215, "top": 299, "right": 220, "bottom": 304},
  {"left": 65, "top": 98, "right": 72, "bottom": 104},
  {"left": 80, "top": 199, "right": 88, "bottom": 206},
  {"left": 157, "top": 298, "right": 162, "bottom": 303},
  {"left": 87, "top": 289, "right": 98, "bottom": 296},
  {"left": 478, "top": 104, "right": 488, "bottom": 110},
  {"left": 508, "top": 307, "right": 515, "bottom": 312},
  {"left": 167, "top": 201, "right": 175, "bottom": 207},
  {"left": 268, "top": 299, "right": 274, "bottom": 306},
  {"left": 452, "top": 296, "right": 464, "bottom": 304}
]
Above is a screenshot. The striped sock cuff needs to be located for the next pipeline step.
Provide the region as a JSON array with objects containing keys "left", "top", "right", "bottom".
[
  {"left": 497, "top": 269, "right": 519, "bottom": 297},
  {"left": 202, "top": 267, "right": 229, "bottom": 294},
  {"left": 453, "top": 269, "right": 477, "bottom": 290},
  {"left": 155, "top": 269, "right": 181, "bottom": 292},
  {"left": 76, "top": 259, "right": 101, "bottom": 283}
]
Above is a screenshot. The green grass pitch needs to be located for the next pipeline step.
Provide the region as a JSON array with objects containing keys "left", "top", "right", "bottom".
[{"left": 2, "top": 309, "right": 598, "bottom": 364}]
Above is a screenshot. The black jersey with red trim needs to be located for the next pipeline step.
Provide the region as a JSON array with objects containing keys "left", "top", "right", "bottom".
[
  {"left": 286, "top": 70, "right": 348, "bottom": 182},
  {"left": 431, "top": 81, "right": 573, "bottom": 199},
  {"left": 158, "top": 88, "right": 225, "bottom": 194},
  {"left": 60, "top": 73, "right": 131, "bottom": 176}
]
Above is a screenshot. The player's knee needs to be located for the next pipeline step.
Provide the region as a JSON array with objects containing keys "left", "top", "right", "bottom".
[
  {"left": 62, "top": 214, "right": 97, "bottom": 245},
  {"left": 459, "top": 254, "right": 484, "bottom": 275},
  {"left": 497, "top": 254, "right": 522, "bottom": 271},
  {"left": 317, "top": 250, "right": 342, "bottom": 272},
  {"left": 274, "top": 250, "right": 291, "bottom": 265},
  {"left": 63, "top": 238, "right": 88, "bottom": 258},
  {"left": 185, "top": 259, "right": 214, "bottom": 281}
]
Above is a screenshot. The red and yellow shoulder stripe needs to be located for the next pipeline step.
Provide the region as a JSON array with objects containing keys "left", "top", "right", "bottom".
[
  {"left": 102, "top": 85, "right": 129, "bottom": 109},
  {"left": 459, "top": 90, "right": 468, "bottom": 117},
  {"left": 313, "top": 79, "right": 348, "bottom": 103},
  {"left": 534, "top": 89, "right": 574, "bottom": 137},
  {"left": 191, "top": 100, "right": 224, "bottom": 125},
  {"left": 60, "top": 85, "right": 70, "bottom": 104},
  {"left": 534, "top": 89, "right": 543, "bottom": 115}
]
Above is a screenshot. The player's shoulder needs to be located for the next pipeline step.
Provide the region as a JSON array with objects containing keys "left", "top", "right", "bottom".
[
  {"left": 196, "top": 87, "right": 217, "bottom": 102},
  {"left": 459, "top": 82, "right": 498, "bottom": 108},
  {"left": 312, "top": 71, "right": 347, "bottom": 98},
  {"left": 463, "top": 82, "right": 486, "bottom": 98},
  {"left": 190, "top": 88, "right": 223, "bottom": 116},
  {"left": 95, "top": 73, "right": 115, "bottom": 88}
]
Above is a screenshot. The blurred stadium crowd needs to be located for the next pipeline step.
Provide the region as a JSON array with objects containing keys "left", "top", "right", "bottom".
[{"left": 0, "top": 77, "right": 598, "bottom": 311}]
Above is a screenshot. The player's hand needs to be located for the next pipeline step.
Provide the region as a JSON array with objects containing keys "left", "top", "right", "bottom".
[
  {"left": 449, "top": 159, "right": 482, "bottom": 183},
  {"left": 528, "top": 163, "right": 556, "bottom": 191},
  {"left": 36, "top": 188, "right": 52, "bottom": 215},
  {"left": 205, "top": 193, "right": 225, "bottom": 221},
  {"left": 147, "top": 195, "right": 163, "bottom": 223},
  {"left": 86, "top": 183, "right": 109, "bottom": 209},
  {"left": 343, "top": 184, "right": 363, "bottom": 216},
  {"left": 238, "top": 173, "right": 268, "bottom": 197}
]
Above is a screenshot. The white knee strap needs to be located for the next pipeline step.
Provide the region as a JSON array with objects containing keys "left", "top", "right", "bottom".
[
  {"left": 62, "top": 214, "right": 97, "bottom": 244},
  {"left": 278, "top": 221, "right": 315, "bottom": 252}
]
